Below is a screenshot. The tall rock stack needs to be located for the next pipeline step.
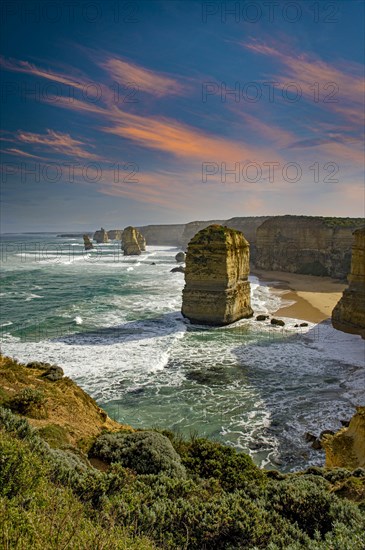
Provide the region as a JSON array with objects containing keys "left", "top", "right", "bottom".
[
  {"left": 83, "top": 234, "right": 94, "bottom": 250},
  {"left": 93, "top": 228, "right": 109, "bottom": 243},
  {"left": 122, "top": 226, "right": 146, "bottom": 255},
  {"left": 136, "top": 231, "right": 146, "bottom": 251},
  {"left": 107, "top": 229, "right": 123, "bottom": 240},
  {"left": 182, "top": 225, "right": 253, "bottom": 325},
  {"left": 332, "top": 227, "right": 365, "bottom": 337}
]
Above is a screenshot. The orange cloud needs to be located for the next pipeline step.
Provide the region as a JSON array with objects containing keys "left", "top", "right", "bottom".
[
  {"left": 243, "top": 40, "right": 365, "bottom": 128},
  {"left": 104, "top": 58, "right": 185, "bottom": 97}
]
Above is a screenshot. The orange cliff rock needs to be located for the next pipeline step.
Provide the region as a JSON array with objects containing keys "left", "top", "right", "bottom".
[{"left": 181, "top": 225, "right": 253, "bottom": 325}]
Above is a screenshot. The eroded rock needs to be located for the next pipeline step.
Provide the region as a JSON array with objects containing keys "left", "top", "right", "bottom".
[
  {"left": 181, "top": 225, "right": 253, "bottom": 325},
  {"left": 93, "top": 228, "right": 109, "bottom": 243},
  {"left": 83, "top": 234, "right": 94, "bottom": 250},
  {"left": 332, "top": 227, "right": 365, "bottom": 338}
]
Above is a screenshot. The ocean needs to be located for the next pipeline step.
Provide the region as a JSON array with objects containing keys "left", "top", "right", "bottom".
[{"left": 1, "top": 233, "right": 364, "bottom": 472}]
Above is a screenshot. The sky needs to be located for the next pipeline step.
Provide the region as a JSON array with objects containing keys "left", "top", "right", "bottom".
[{"left": 0, "top": 0, "right": 364, "bottom": 232}]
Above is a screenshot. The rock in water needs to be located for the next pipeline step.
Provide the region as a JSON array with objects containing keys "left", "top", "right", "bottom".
[
  {"left": 175, "top": 252, "right": 186, "bottom": 263},
  {"left": 122, "top": 226, "right": 144, "bottom": 255},
  {"left": 93, "top": 227, "right": 109, "bottom": 243},
  {"left": 137, "top": 230, "right": 146, "bottom": 251},
  {"left": 83, "top": 234, "right": 94, "bottom": 250},
  {"left": 107, "top": 229, "right": 123, "bottom": 240},
  {"left": 171, "top": 266, "right": 185, "bottom": 273},
  {"left": 181, "top": 225, "right": 253, "bottom": 325},
  {"left": 332, "top": 227, "right": 365, "bottom": 338}
]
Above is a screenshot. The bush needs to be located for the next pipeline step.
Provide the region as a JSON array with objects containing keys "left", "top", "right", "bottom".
[
  {"left": 180, "top": 437, "right": 265, "bottom": 491},
  {"left": 91, "top": 430, "right": 186, "bottom": 478},
  {"left": 6, "top": 388, "right": 47, "bottom": 418}
]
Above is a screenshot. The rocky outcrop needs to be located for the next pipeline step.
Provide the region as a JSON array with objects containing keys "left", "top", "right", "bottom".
[
  {"left": 323, "top": 407, "right": 365, "bottom": 469},
  {"left": 255, "top": 216, "right": 363, "bottom": 278},
  {"left": 122, "top": 226, "right": 144, "bottom": 255},
  {"left": 137, "top": 231, "right": 146, "bottom": 251},
  {"left": 182, "top": 225, "right": 253, "bottom": 325},
  {"left": 175, "top": 252, "right": 185, "bottom": 263},
  {"left": 171, "top": 266, "right": 185, "bottom": 273},
  {"left": 107, "top": 229, "right": 123, "bottom": 240},
  {"left": 332, "top": 227, "right": 365, "bottom": 337},
  {"left": 93, "top": 228, "right": 109, "bottom": 243},
  {"left": 83, "top": 234, "right": 94, "bottom": 250},
  {"left": 181, "top": 220, "right": 225, "bottom": 250}
]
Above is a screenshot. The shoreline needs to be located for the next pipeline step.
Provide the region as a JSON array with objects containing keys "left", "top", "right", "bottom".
[{"left": 252, "top": 269, "right": 346, "bottom": 324}]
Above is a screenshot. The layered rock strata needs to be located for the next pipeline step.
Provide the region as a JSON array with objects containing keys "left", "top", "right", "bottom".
[
  {"left": 83, "top": 234, "right": 94, "bottom": 250},
  {"left": 122, "top": 226, "right": 144, "bottom": 255},
  {"left": 182, "top": 225, "right": 253, "bottom": 325},
  {"left": 255, "top": 216, "right": 363, "bottom": 278},
  {"left": 332, "top": 227, "right": 365, "bottom": 337},
  {"left": 93, "top": 228, "right": 109, "bottom": 243},
  {"left": 323, "top": 407, "right": 365, "bottom": 469}
]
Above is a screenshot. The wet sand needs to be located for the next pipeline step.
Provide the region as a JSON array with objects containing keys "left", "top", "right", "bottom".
[{"left": 252, "top": 269, "right": 346, "bottom": 324}]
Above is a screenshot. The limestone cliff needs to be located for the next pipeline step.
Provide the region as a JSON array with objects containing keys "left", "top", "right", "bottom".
[
  {"left": 332, "top": 227, "right": 365, "bottom": 337},
  {"left": 122, "top": 226, "right": 143, "bottom": 255},
  {"left": 182, "top": 225, "right": 253, "bottom": 325},
  {"left": 137, "top": 231, "right": 146, "bottom": 251},
  {"left": 137, "top": 224, "right": 185, "bottom": 246},
  {"left": 83, "top": 234, "right": 94, "bottom": 250},
  {"left": 93, "top": 227, "right": 109, "bottom": 243},
  {"left": 107, "top": 229, "right": 123, "bottom": 240},
  {"left": 255, "top": 216, "right": 363, "bottom": 278},
  {"left": 181, "top": 220, "right": 225, "bottom": 250},
  {"left": 323, "top": 407, "right": 365, "bottom": 469}
]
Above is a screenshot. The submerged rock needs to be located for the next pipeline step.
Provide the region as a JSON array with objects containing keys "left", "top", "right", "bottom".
[
  {"left": 256, "top": 314, "right": 269, "bottom": 321},
  {"left": 332, "top": 227, "right": 365, "bottom": 338},
  {"left": 181, "top": 225, "right": 253, "bottom": 325},
  {"left": 83, "top": 234, "right": 94, "bottom": 250},
  {"left": 122, "top": 226, "right": 143, "bottom": 255},
  {"left": 93, "top": 228, "right": 109, "bottom": 243},
  {"left": 170, "top": 266, "right": 185, "bottom": 273}
]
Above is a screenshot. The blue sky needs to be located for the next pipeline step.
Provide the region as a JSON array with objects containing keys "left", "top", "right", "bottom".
[{"left": 1, "top": 0, "right": 364, "bottom": 232}]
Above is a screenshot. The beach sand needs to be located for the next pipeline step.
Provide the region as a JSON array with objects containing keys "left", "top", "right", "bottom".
[{"left": 252, "top": 269, "right": 346, "bottom": 324}]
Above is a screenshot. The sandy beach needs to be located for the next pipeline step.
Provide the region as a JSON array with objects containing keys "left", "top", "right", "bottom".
[{"left": 253, "top": 269, "right": 347, "bottom": 324}]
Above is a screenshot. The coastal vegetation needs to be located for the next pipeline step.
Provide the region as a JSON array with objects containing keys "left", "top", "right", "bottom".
[{"left": 1, "top": 354, "right": 365, "bottom": 548}]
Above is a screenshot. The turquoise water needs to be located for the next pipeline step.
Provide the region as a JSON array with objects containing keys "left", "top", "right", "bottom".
[{"left": 1, "top": 233, "right": 364, "bottom": 471}]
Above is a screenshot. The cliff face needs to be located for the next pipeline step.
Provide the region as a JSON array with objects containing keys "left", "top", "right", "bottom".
[
  {"left": 93, "top": 228, "right": 109, "bottom": 243},
  {"left": 138, "top": 224, "right": 185, "bottom": 246},
  {"left": 181, "top": 220, "right": 225, "bottom": 250},
  {"left": 83, "top": 234, "right": 94, "bottom": 250},
  {"left": 332, "top": 227, "right": 365, "bottom": 337},
  {"left": 122, "top": 226, "right": 144, "bottom": 255},
  {"left": 255, "top": 216, "right": 362, "bottom": 278},
  {"left": 323, "top": 407, "right": 365, "bottom": 469},
  {"left": 182, "top": 225, "right": 253, "bottom": 325},
  {"left": 107, "top": 229, "right": 123, "bottom": 240}
]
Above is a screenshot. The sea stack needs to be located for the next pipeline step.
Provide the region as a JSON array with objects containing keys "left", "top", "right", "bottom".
[
  {"left": 93, "top": 227, "right": 109, "bottom": 243},
  {"left": 332, "top": 227, "right": 365, "bottom": 338},
  {"left": 107, "top": 229, "right": 123, "bottom": 240},
  {"left": 83, "top": 234, "right": 94, "bottom": 250},
  {"left": 181, "top": 225, "right": 253, "bottom": 325},
  {"left": 122, "top": 226, "right": 145, "bottom": 255}
]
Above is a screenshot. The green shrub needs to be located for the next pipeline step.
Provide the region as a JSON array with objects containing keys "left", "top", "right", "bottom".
[
  {"left": 37, "top": 423, "right": 69, "bottom": 448},
  {"left": 91, "top": 430, "right": 186, "bottom": 478},
  {"left": 6, "top": 388, "right": 47, "bottom": 418},
  {"left": 180, "top": 437, "right": 265, "bottom": 491}
]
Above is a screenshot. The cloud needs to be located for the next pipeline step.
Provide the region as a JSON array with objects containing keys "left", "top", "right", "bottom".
[
  {"left": 14, "top": 129, "right": 101, "bottom": 160},
  {"left": 242, "top": 40, "right": 365, "bottom": 129},
  {"left": 104, "top": 57, "right": 185, "bottom": 97}
]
